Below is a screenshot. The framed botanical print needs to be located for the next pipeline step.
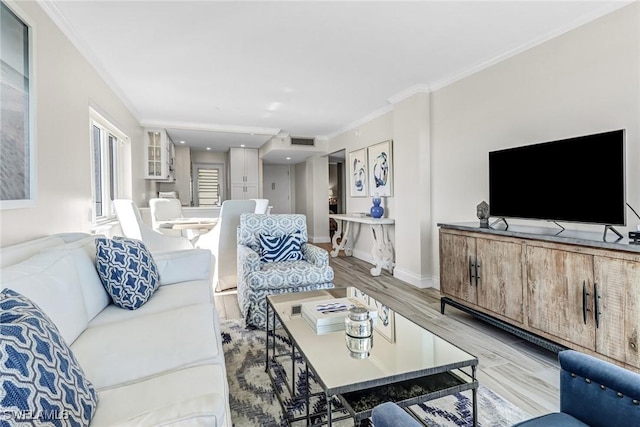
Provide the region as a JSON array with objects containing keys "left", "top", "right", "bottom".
[
  {"left": 368, "top": 140, "right": 393, "bottom": 197},
  {"left": 348, "top": 148, "right": 367, "bottom": 197}
]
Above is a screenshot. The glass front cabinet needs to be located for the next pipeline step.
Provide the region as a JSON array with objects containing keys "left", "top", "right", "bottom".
[{"left": 144, "top": 129, "right": 175, "bottom": 181}]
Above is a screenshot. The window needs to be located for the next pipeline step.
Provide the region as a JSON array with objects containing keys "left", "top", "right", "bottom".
[
  {"left": 0, "top": 2, "right": 36, "bottom": 209},
  {"left": 90, "top": 109, "right": 127, "bottom": 222},
  {"left": 193, "top": 163, "right": 223, "bottom": 207}
]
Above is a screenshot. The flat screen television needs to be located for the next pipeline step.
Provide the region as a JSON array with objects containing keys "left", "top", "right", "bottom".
[{"left": 489, "top": 129, "right": 626, "bottom": 226}]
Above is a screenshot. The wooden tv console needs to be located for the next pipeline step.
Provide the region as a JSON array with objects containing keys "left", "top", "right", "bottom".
[{"left": 438, "top": 222, "right": 640, "bottom": 372}]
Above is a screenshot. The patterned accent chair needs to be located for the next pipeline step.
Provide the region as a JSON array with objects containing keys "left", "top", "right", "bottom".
[{"left": 237, "top": 213, "right": 334, "bottom": 329}]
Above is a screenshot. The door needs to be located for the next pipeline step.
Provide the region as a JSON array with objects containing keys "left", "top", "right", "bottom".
[
  {"left": 439, "top": 231, "right": 476, "bottom": 305},
  {"left": 594, "top": 256, "right": 640, "bottom": 367},
  {"left": 527, "top": 245, "right": 595, "bottom": 350},
  {"left": 263, "top": 164, "right": 291, "bottom": 214},
  {"left": 476, "top": 237, "right": 524, "bottom": 324}
]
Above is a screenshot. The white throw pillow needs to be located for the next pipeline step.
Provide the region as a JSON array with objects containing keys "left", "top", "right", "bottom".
[{"left": 0, "top": 249, "right": 89, "bottom": 345}]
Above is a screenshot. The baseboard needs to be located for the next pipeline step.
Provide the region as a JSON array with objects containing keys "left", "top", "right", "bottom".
[
  {"left": 350, "top": 249, "right": 438, "bottom": 289},
  {"left": 310, "top": 235, "right": 331, "bottom": 244},
  {"left": 392, "top": 267, "right": 436, "bottom": 289}
]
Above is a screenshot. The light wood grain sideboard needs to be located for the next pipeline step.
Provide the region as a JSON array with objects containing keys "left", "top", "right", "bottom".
[{"left": 438, "top": 223, "right": 640, "bottom": 372}]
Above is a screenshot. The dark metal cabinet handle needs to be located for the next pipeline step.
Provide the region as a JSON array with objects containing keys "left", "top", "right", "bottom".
[
  {"left": 475, "top": 260, "right": 481, "bottom": 287},
  {"left": 468, "top": 256, "right": 474, "bottom": 286},
  {"left": 594, "top": 282, "right": 601, "bottom": 329},
  {"left": 582, "top": 281, "right": 590, "bottom": 324}
]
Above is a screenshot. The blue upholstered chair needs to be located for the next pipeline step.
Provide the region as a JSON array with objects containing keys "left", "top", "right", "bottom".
[
  {"left": 236, "top": 213, "right": 334, "bottom": 329},
  {"left": 513, "top": 350, "right": 640, "bottom": 427},
  {"left": 371, "top": 350, "right": 640, "bottom": 427}
]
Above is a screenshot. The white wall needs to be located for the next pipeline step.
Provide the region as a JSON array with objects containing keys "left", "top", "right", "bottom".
[
  {"left": 0, "top": 1, "right": 145, "bottom": 246},
  {"left": 327, "top": 111, "right": 395, "bottom": 261},
  {"left": 325, "top": 3, "right": 639, "bottom": 289},
  {"left": 430, "top": 3, "right": 639, "bottom": 283},
  {"left": 393, "top": 92, "right": 433, "bottom": 287}
]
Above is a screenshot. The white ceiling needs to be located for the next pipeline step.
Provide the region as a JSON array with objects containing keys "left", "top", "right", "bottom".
[{"left": 41, "top": 0, "right": 629, "bottom": 161}]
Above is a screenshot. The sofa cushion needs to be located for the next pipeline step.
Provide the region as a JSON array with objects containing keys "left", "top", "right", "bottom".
[
  {"left": 71, "top": 304, "right": 223, "bottom": 389},
  {"left": 95, "top": 237, "right": 160, "bottom": 310},
  {"left": 259, "top": 232, "right": 305, "bottom": 263},
  {"left": 238, "top": 213, "right": 309, "bottom": 251},
  {"left": 88, "top": 280, "right": 212, "bottom": 328},
  {"left": 90, "top": 365, "right": 229, "bottom": 427},
  {"left": 248, "top": 260, "right": 335, "bottom": 290},
  {"left": 37, "top": 235, "right": 110, "bottom": 321},
  {"left": 0, "top": 289, "right": 98, "bottom": 426},
  {"left": 153, "top": 248, "right": 213, "bottom": 286},
  {"left": 0, "top": 250, "right": 89, "bottom": 344}
]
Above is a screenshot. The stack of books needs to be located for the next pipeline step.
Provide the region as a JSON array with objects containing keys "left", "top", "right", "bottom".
[{"left": 301, "top": 297, "right": 377, "bottom": 335}]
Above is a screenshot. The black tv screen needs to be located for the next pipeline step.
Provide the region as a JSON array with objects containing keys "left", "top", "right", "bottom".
[{"left": 489, "top": 130, "right": 626, "bottom": 226}]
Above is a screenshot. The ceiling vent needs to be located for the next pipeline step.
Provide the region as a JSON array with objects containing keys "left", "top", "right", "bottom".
[{"left": 291, "top": 137, "right": 315, "bottom": 146}]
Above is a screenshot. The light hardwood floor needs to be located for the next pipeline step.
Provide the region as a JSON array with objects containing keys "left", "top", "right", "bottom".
[{"left": 215, "top": 244, "right": 560, "bottom": 417}]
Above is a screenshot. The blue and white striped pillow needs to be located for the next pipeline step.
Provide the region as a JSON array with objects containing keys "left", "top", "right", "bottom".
[{"left": 259, "top": 232, "right": 305, "bottom": 263}]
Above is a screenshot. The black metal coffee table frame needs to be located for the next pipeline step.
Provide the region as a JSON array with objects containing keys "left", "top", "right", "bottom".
[{"left": 265, "top": 291, "right": 479, "bottom": 426}]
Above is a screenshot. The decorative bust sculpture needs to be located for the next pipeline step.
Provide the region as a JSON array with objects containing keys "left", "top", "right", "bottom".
[{"left": 477, "top": 201, "right": 490, "bottom": 228}]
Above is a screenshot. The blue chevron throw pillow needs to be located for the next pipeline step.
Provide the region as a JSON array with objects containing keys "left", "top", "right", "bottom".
[
  {"left": 95, "top": 236, "right": 159, "bottom": 310},
  {"left": 259, "top": 232, "right": 305, "bottom": 263},
  {"left": 0, "top": 288, "right": 98, "bottom": 426}
]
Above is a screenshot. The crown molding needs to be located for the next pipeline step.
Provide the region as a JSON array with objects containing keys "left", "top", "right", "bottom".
[
  {"left": 140, "top": 120, "right": 281, "bottom": 136},
  {"left": 430, "top": 1, "right": 633, "bottom": 92},
  {"left": 37, "top": 0, "right": 142, "bottom": 121},
  {"left": 327, "top": 104, "right": 394, "bottom": 140},
  {"left": 387, "top": 84, "right": 431, "bottom": 104}
]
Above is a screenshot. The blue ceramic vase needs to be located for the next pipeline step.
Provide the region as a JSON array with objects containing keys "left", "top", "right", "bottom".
[{"left": 370, "top": 198, "right": 384, "bottom": 218}]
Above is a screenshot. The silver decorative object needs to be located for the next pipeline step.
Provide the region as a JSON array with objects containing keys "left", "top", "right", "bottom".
[
  {"left": 477, "top": 201, "right": 490, "bottom": 228},
  {"left": 345, "top": 306, "right": 373, "bottom": 359}
]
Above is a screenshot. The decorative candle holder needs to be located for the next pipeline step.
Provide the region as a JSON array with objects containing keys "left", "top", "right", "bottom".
[{"left": 345, "top": 306, "right": 373, "bottom": 359}]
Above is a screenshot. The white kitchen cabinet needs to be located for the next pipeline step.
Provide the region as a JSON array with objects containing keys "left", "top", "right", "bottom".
[
  {"left": 144, "top": 129, "right": 175, "bottom": 181},
  {"left": 229, "top": 147, "right": 259, "bottom": 199}
]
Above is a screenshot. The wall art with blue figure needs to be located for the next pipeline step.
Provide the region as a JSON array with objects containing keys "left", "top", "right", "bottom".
[
  {"left": 368, "top": 140, "right": 393, "bottom": 197},
  {"left": 348, "top": 148, "right": 368, "bottom": 197}
]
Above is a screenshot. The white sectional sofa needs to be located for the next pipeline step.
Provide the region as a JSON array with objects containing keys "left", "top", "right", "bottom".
[{"left": 0, "top": 233, "right": 231, "bottom": 426}]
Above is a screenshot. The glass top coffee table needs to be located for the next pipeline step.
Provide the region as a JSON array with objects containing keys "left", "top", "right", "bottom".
[{"left": 265, "top": 287, "right": 479, "bottom": 426}]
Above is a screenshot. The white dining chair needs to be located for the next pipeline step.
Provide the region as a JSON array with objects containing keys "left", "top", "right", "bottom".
[
  {"left": 113, "top": 199, "right": 193, "bottom": 252},
  {"left": 195, "top": 199, "right": 256, "bottom": 292},
  {"left": 251, "top": 199, "right": 271, "bottom": 214},
  {"left": 149, "top": 198, "right": 184, "bottom": 237}
]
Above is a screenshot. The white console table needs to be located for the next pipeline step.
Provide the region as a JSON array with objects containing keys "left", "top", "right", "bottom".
[{"left": 329, "top": 214, "right": 395, "bottom": 277}]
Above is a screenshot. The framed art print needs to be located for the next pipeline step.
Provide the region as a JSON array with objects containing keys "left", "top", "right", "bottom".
[
  {"left": 368, "top": 140, "right": 393, "bottom": 197},
  {"left": 369, "top": 296, "right": 395, "bottom": 343},
  {"left": 349, "top": 148, "right": 367, "bottom": 197}
]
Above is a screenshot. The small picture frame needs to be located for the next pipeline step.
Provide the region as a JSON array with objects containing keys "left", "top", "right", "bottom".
[
  {"left": 349, "top": 287, "right": 370, "bottom": 306},
  {"left": 348, "top": 148, "right": 368, "bottom": 197},
  {"left": 369, "top": 297, "right": 396, "bottom": 343},
  {"left": 368, "top": 140, "right": 393, "bottom": 197}
]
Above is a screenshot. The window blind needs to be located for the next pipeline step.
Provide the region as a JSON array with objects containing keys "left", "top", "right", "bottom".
[{"left": 197, "top": 168, "right": 219, "bottom": 206}]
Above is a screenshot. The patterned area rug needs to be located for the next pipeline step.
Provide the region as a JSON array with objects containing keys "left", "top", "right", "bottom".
[{"left": 221, "top": 319, "right": 531, "bottom": 427}]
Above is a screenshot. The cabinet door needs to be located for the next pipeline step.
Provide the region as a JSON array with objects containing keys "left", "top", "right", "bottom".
[
  {"left": 230, "top": 184, "right": 246, "bottom": 200},
  {"left": 439, "top": 232, "right": 476, "bottom": 305},
  {"left": 594, "top": 256, "right": 640, "bottom": 367},
  {"left": 244, "top": 184, "right": 259, "bottom": 199},
  {"left": 244, "top": 149, "right": 259, "bottom": 184},
  {"left": 476, "top": 238, "right": 524, "bottom": 324},
  {"left": 145, "top": 130, "right": 163, "bottom": 179},
  {"left": 229, "top": 148, "right": 246, "bottom": 184},
  {"left": 527, "top": 246, "right": 595, "bottom": 350}
]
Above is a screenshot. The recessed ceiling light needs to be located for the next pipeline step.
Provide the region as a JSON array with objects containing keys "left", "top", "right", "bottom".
[
  {"left": 180, "top": 140, "right": 185, "bottom": 144},
  {"left": 286, "top": 157, "right": 291, "bottom": 160},
  {"left": 240, "top": 144, "right": 245, "bottom": 148},
  {"left": 206, "top": 147, "right": 211, "bottom": 150}
]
